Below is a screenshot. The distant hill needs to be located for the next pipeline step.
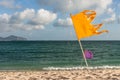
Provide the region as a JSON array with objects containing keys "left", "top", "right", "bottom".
[{"left": 0, "top": 35, "right": 27, "bottom": 41}]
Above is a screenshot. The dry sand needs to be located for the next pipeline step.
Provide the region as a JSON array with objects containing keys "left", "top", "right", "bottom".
[{"left": 0, "top": 69, "right": 120, "bottom": 80}]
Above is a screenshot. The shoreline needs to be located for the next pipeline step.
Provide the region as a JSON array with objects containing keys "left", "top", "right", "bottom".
[
  {"left": 43, "top": 65, "right": 120, "bottom": 70},
  {"left": 1, "top": 65, "right": 120, "bottom": 71}
]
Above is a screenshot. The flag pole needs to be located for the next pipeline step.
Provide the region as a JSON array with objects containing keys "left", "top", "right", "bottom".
[
  {"left": 70, "top": 13, "right": 88, "bottom": 67},
  {"left": 78, "top": 40, "right": 88, "bottom": 67}
]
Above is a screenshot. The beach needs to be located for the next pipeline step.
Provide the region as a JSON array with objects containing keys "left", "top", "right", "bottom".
[
  {"left": 0, "top": 41, "right": 120, "bottom": 80},
  {"left": 0, "top": 69, "right": 120, "bottom": 80}
]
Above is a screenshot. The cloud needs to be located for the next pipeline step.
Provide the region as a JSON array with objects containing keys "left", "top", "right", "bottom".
[
  {"left": 103, "top": 8, "right": 116, "bottom": 24},
  {"left": 0, "top": 8, "right": 57, "bottom": 32},
  {"left": 31, "top": 9, "right": 57, "bottom": 25},
  {"left": 20, "top": 8, "right": 35, "bottom": 20},
  {"left": 107, "top": 8, "right": 114, "bottom": 14},
  {"left": 0, "top": 13, "right": 11, "bottom": 32},
  {"left": 9, "top": 8, "right": 35, "bottom": 24},
  {"left": 0, "top": 0, "right": 22, "bottom": 9},
  {"left": 54, "top": 18, "right": 72, "bottom": 27},
  {"left": 37, "top": 0, "right": 112, "bottom": 15},
  {"left": 103, "top": 14, "right": 116, "bottom": 23}
]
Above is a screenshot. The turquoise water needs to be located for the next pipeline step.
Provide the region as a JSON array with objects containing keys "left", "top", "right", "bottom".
[{"left": 0, "top": 41, "right": 120, "bottom": 70}]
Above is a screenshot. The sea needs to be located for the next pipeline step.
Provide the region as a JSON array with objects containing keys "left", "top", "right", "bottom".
[{"left": 0, "top": 41, "right": 120, "bottom": 70}]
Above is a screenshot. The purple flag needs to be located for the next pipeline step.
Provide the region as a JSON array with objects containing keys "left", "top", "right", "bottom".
[{"left": 84, "top": 50, "right": 93, "bottom": 59}]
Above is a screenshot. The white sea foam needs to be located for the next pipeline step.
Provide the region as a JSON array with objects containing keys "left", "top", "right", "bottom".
[{"left": 43, "top": 65, "right": 120, "bottom": 70}]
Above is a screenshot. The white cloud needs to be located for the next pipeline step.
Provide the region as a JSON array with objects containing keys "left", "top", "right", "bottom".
[
  {"left": 20, "top": 8, "right": 35, "bottom": 20},
  {"left": 0, "top": 0, "right": 22, "bottom": 9},
  {"left": 0, "top": 13, "right": 10, "bottom": 23},
  {"left": 37, "top": 0, "right": 112, "bottom": 15},
  {"left": 0, "top": 13, "right": 11, "bottom": 32},
  {"left": 31, "top": 9, "right": 57, "bottom": 25},
  {"left": 0, "top": 8, "right": 57, "bottom": 32},
  {"left": 54, "top": 18, "right": 72, "bottom": 27},
  {"left": 11, "top": 24, "right": 45, "bottom": 31},
  {"left": 9, "top": 8, "right": 35, "bottom": 24},
  {"left": 107, "top": 8, "right": 114, "bottom": 14},
  {"left": 104, "top": 14, "right": 116, "bottom": 23},
  {"left": 103, "top": 8, "right": 116, "bottom": 24}
]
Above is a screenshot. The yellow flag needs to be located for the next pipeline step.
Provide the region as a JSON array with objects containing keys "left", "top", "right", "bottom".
[{"left": 70, "top": 10, "right": 108, "bottom": 40}]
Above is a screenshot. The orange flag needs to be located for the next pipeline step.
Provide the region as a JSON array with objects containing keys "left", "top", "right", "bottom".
[{"left": 70, "top": 10, "right": 108, "bottom": 40}]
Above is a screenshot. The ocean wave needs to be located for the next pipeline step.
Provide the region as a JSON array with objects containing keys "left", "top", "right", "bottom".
[{"left": 43, "top": 65, "right": 120, "bottom": 70}]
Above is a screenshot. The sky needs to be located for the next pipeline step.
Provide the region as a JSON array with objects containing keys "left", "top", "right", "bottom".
[{"left": 0, "top": 0, "right": 119, "bottom": 40}]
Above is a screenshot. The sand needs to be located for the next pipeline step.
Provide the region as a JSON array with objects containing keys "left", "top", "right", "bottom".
[{"left": 0, "top": 69, "right": 120, "bottom": 80}]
